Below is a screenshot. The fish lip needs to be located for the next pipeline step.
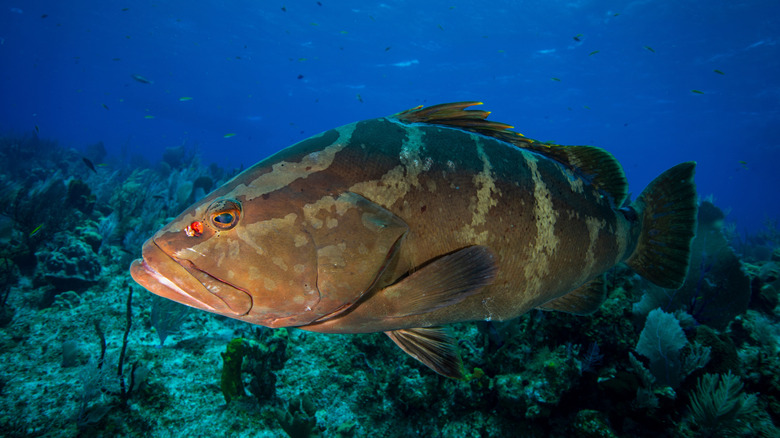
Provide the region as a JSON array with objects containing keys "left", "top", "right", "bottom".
[
  {"left": 132, "top": 258, "right": 213, "bottom": 309},
  {"left": 130, "top": 239, "right": 252, "bottom": 316},
  {"left": 131, "top": 254, "right": 219, "bottom": 312}
]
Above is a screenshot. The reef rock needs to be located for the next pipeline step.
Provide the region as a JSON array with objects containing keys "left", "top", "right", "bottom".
[{"left": 36, "top": 231, "right": 101, "bottom": 290}]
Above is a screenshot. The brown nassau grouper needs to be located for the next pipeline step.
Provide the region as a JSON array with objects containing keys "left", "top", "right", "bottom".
[{"left": 130, "top": 102, "right": 697, "bottom": 378}]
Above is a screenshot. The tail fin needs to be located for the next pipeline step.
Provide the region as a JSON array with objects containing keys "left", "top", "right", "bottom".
[{"left": 625, "top": 162, "right": 698, "bottom": 289}]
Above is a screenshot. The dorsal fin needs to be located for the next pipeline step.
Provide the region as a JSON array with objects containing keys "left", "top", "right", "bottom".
[
  {"left": 393, "top": 101, "right": 524, "bottom": 137},
  {"left": 392, "top": 102, "right": 628, "bottom": 206},
  {"left": 528, "top": 144, "right": 629, "bottom": 207}
]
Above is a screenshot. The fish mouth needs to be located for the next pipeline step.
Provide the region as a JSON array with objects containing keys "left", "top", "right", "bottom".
[{"left": 130, "top": 239, "right": 253, "bottom": 316}]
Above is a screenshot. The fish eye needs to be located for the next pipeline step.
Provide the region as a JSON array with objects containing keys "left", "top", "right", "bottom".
[
  {"left": 206, "top": 198, "right": 241, "bottom": 230},
  {"left": 213, "top": 212, "right": 234, "bottom": 224}
]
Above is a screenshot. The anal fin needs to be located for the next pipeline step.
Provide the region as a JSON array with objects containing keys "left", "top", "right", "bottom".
[
  {"left": 385, "top": 327, "right": 463, "bottom": 379},
  {"left": 536, "top": 274, "right": 607, "bottom": 315}
]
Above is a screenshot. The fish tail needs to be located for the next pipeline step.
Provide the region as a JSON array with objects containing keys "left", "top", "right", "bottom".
[{"left": 625, "top": 162, "right": 698, "bottom": 289}]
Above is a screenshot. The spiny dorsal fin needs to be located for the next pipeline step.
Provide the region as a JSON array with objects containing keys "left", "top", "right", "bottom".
[
  {"left": 385, "top": 327, "right": 463, "bottom": 379},
  {"left": 393, "top": 101, "right": 526, "bottom": 139},
  {"left": 536, "top": 274, "right": 607, "bottom": 315},
  {"left": 392, "top": 102, "right": 628, "bottom": 206}
]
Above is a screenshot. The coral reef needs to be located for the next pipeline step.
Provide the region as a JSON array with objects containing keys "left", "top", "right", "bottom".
[
  {"left": 35, "top": 231, "right": 102, "bottom": 292},
  {"left": 0, "top": 132, "right": 777, "bottom": 437}
]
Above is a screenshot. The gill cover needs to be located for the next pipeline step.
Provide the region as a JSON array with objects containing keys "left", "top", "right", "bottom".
[{"left": 301, "top": 192, "right": 409, "bottom": 323}]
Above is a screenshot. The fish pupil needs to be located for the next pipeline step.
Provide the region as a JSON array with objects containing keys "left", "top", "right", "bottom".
[{"left": 214, "top": 212, "right": 234, "bottom": 224}]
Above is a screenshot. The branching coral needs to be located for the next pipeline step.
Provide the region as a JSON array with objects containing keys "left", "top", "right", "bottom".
[{"left": 687, "top": 371, "right": 757, "bottom": 436}]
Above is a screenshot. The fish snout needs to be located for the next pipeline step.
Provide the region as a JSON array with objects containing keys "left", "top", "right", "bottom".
[{"left": 130, "top": 239, "right": 253, "bottom": 317}]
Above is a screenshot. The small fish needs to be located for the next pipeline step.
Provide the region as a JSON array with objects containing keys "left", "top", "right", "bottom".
[
  {"left": 29, "top": 224, "right": 43, "bottom": 238},
  {"left": 144, "top": 115, "right": 155, "bottom": 119},
  {"left": 152, "top": 195, "right": 165, "bottom": 200},
  {"left": 97, "top": 163, "right": 109, "bottom": 167},
  {"left": 224, "top": 133, "right": 237, "bottom": 138},
  {"left": 691, "top": 89, "right": 704, "bottom": 94},
  {"left": 573, "top": 34, "right": 583, "bottom": 42},
  {"left": 131, "top": 74, "right": 153, "bottom": 84},
  {"left": 281, "top": 6, "right": 286, "bottom": 12},
  {"left": 437, "top": 24, "right": 444, "bottom": 31},
  {"left": 41, "top": 14, "right": 48, "bottom": 19},
  {"left": 102, "top": 103, "right": 110, "bottom": 110},
  {"left": 82, "top": 157, "right": 97, "bottom": 173},
  {"left": 551, "top": 77, "right": 561, "bottom": 82},
  {"left": 385, "top": 46, "right": 391, "bottom": 51},
  {"left": 738, "top": 160, "right": 748, "bottom": 170},
  {"left": 297, "top": 74, "right": 304, "bottom": 79},
  {"left": 131, "top": 101, "right": 697, "bottom": 380},
  {"left": 589, "top": 50, "right": 599, "bottom": 56},
  {"left": 356, "top": 94, "right": 363, "bottom": 103},
  {"left": 713, "top": 69, "right": 725, "bottom": 75},
  {"left": 643, "top": 46, "right": 655, "bottom": 53},
  {"left": 34, "top": 124, "right": 39, "bottom": 134},
  {"left": 179, "top": 97, "right": 193, "bottom": 101}
]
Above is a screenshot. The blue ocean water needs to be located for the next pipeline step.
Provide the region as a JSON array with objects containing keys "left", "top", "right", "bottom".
[{"left": 1, "top": 0, "right": 778, "bottom": 231}]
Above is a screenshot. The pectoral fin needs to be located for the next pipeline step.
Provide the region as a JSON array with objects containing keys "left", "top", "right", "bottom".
[
  {"left": 379, "top": 245, "right": 497, "bottom": 318},
  {"left": 536, "top": 274, "right": 607, "bottom": 315},
  {"left": 385, "top": 327, "right": 463, "bottom": 379}
]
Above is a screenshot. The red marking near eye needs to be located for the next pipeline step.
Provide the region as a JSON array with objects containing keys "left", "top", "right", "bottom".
[{"left": 185, "top": 221, "right": 203, "bottom": 237}]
